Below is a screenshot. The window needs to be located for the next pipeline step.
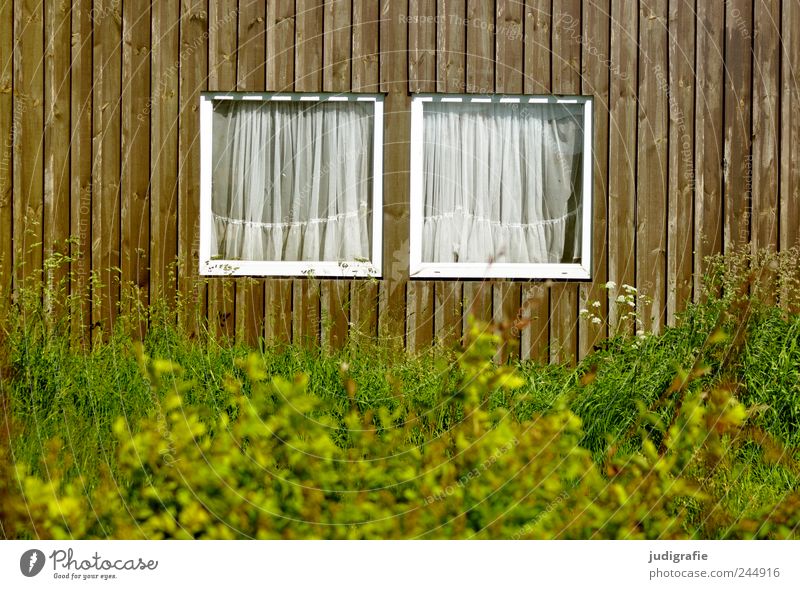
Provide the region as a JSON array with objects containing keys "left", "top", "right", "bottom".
[
  {"left": 199, "top": 93, "right": 384, "bottom": 277},
  {"left": 409, "top": 95, "right": 592, "bottom": 280}
]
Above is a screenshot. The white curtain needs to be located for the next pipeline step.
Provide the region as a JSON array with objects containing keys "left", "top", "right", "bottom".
[
  {"left": 211, "top": 100, "right": 374, "bottom": 261},
  {"left": 422, "top": 102, "right": 584, "bottom": 264}
]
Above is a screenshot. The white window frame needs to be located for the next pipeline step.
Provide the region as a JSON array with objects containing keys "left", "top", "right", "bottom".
[
  {"left": 408, "top": 94, "right": 593, "bottom": 280},
  {"left": 199, "top": 92, "right": 384, "bottom": 278}
]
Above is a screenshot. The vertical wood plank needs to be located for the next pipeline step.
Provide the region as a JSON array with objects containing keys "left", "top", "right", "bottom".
[
  {"left": 320, "top": 0, "right": 352, "bottom": 350},
  {"left": 69, "top": 0, "right": 93, "bottom": 343},
  {"left": 43, "top": 0, "right": 71, "bottom": 316},
  {"left": 495, "top": 0, "right": 524, "bottom": 362},
  {"left": 723, "top": 0, "right": 753, "bottom": 249},
  {"left": 578, "top": 0, "right": 610, "bottom": 358},
  {"left": 267, "top": 0, "right": 295, "bottom": 92},
  {"left": 352, "top": 0, "right": 379, "bottom": 92},
  {"left": 781, "top": 0, "right": 800, "bottom": 261},
  {"left": 350, "top": 0, "right": 379, "bottom": 342},
  {"left": 433, "top": 0, "right": 465, "bottom": 348},
  {"left": 295, "top": 0, "right": 323, "bottom": 92},
  {"left": 378, "top": 0, "right": 410, "bottom": 348},
  {"left": 496, "top": 0, "right": 523, "bottom": 93},
  {"left": 293, "top": 0, "right": 322, "bottom": 347},
  {"left": 407, "top": 0, "right": 436, "bottom": 351},
  {"left": 13, "top": 0, "right": 44, "bottom": 303},
  {"left": 324, "top": 0, "right": 352, "bottom": 92},
  {"left": 521, "top": 0, "right": 550, "bottom": 363},
  {"left": 466, "top": 0, "right": 493, "bottom": 94},
  {"left": 666, "top": 0, "right": 695, "bottom": 324},
  {"left": 235, "top": 0, "right": 266, "bottom": 347},
  {"left": 550, "top": 0, "right": 580, "bottom": 363},
  {"left": 178, "top": 0, "right": 208, "bottom": 338},
  {"left": 462, "top": 0, "right": 494, "bottom": 352},
  {"left": 437, "top": 0, "right": 466, "bottom": 93},
  {"left": 751, "top": 0, "right": 779, "bottom": 259},
  {"left": 636, "top": 0, "right": 668, "bottom": 334},
  {"left": 121, "top": 0, "right": 151, "bottom": 337},
  {"left": 524, "top": 0, "right": 551, "bottom": 95},
  {"left": 91, "top": 0, "right": 122, "bottom": 337},
  {"left": 207, "top": 0, "right": 238, "bottom": 343},
  {"left": 520, "top": 283, "right": 549, "bottom": 364},
  {"left": 409, "top": 0, "right": 436, "bottom": 92},
  {"left": 264, "top": 0, "right": 295, "bottom": 346},
  {"left": 151, "top": 0, "right": 180, "bottom": 318},
  {"left": 608, "top": 0, "right": 638, "bottom": 333},
  {"left": 0, "top": 0, "right": 11, "bottom": 312},
  {"left": 693, "top": 0, "right": 724, "bottom": 300}
]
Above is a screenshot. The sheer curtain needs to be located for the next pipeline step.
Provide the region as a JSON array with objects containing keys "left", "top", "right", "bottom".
[
  {"left": 211, "top": 100, "right": 374, "bottom": 261},
  {"left": 421, "top": 102, "right": 584, "bottom": 264}
]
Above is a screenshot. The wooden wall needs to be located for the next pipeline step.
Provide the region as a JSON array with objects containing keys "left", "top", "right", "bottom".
[{"left": 1, "top": 0, "right": 799, "bottom": 362}]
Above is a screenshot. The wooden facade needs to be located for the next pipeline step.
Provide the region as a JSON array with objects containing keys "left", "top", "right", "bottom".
[{"left": 0, "top": 0, "right": 799, "bottom": 362}]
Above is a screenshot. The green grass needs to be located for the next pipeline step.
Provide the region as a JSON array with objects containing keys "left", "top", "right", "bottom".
[{"left": 1, "top": 247, "right": 799, "bottom": 538}]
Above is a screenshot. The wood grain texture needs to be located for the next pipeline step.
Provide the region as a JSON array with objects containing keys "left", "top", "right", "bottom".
[
  {"left": 0, "top": 0, "right": 11, "bottom": 312},
  {"left": 150, "top": 0, "right": 180, "bottom": 314},
  {"left": 378, "top": 0, "right": 410, "bottom": 348},
  {"left": 466, "top": 0, "right": 493, "bottom": 93},
  {"left": 324, "top": 0, "right": 351, "bottom": 92},
  {"left": 121, "top": 0, "right": 151, "bottom": 337},
  {"left": 578, "top": 0, "right": 610, "bottom": 358},
  {"left": 693, "top": 0, "right": 724, "bottom": 301},
  {"left": 268, "top": 0, "right": 295, "bottom": 92},
  {"left": 524, "top": 0, "right": 551, "bottom": 95},
  {"left": 321, "top": 0, "right": 352, "bottom": 350},
  {"left": 437, "top": 0, "right": 466, "bottom": 93},
  {"left": 43, "top": 0, "right": 71, "bottom": 316},
  {"left": 178, "top": 0, "right": 208, "bottom": 338},
  {"left": 295, "top": 0, "right": 323, "bottom": 92},
  {"left": 751, "top": 0, "right": 779, "bottom": 258},
  {"left": 432, "top": 0, "right": 466, "bottom": 349},
  {"left": 409, "top": 0, "right": 436, "bottom": 93},
  {"left": 781, "top": 0, "right": 800, "bottom": 254},
  {"left": 636, "top": 0, "right": 668, "bottom": 334},
  {"left": 352, "top": 0, "right": 379, "bottom": 92},
  {"left": 264, "top": 0, "right": 295, "bottom": 345},
  {"left": 293, "top": 0, "right": 323, "bottom": 346},
  {"left": 462, "top": 0, "right": 493, "bottom": 353},
  {"left": 608, "top": 0, "right": 638, "bottom": 334},
  {"left": 207, "top": 0, "right": 237, "bottom": 343},
  {"left": 780, "top": 0, "right": 800, "bottom": 311},
  {"left": 520, "top": 283, "right": 549, "bottom": 364},
  {"left": 723, "top": 0, "right": 753, "bottom": 249},
  {"left": 13, "top": 0, "right": 44, "bottom": 301},
  {"left": 91, "top": 0, "right": 122, "bottom": 337},
  {"left": 0, "top": 0, "right": 796, "bottom": 359},
  {"left": 350, "top": 0, "right": 379, "bottom": 342},
  {"left": 521, "top": 0, "right": 550, "bottom": 362},
  {"left": 235, "top": 0, "right": 266, "bottom": 347},
  {"left": 494, "top": 0, "right": 524, "bottom": 362},
  {"left": 406, "top": 0, "right": 435, "bottom": 350},
  {"left": 69, "top": 0, "right": 93, "bottom": 343},
  {"left": 550, "top": 0, "right": 580, "bottom": 363},
  {"left": 666, "top": 0, "right": 695, "bottom": 323}
]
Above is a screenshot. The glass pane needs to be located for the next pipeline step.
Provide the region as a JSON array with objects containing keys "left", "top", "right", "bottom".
[
  {"left": 211, "top": 100, "right": 374, "bottom": 262},
  {"left": 421, "top": 101, "right": 585, "bottom": 265}
]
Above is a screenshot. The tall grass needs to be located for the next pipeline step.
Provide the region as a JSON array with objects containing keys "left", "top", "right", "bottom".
[{"left": 1, "top": 246, "right": 799, "bottom": 512}]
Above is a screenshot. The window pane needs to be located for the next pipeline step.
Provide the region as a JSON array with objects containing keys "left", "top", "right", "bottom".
[
  {"left": 421, "top": 101, "right": 584, "bottom": 264},
  {"left": 211, "top": 100, "right": 374, "bottom": 262}
]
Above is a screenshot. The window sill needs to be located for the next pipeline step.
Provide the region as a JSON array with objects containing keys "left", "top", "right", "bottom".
[
  {"left": 409, "top": 262, "right": 591, "bottom": 280},
  {"left": 200, "top": 260, "right": 381, "bottom": 279}
]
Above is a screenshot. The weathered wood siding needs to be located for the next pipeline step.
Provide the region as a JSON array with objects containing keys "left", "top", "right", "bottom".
[{"left": 1, "top": 0, "right": 798, "bottom": 362}]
